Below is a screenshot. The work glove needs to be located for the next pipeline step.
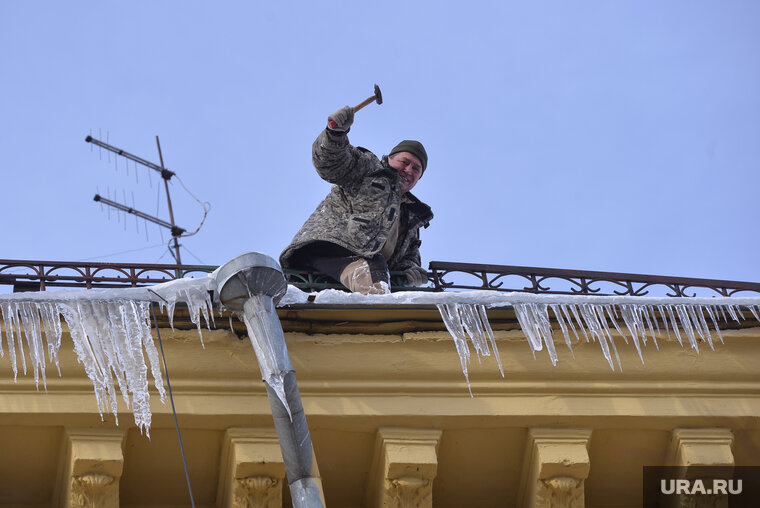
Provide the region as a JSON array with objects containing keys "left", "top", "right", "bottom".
[
  {"left": 404, "top": 266, "right": 429, "bottom": 287},
  {"left": 327, "top": 106, "right": 354, "bottom": 132}
]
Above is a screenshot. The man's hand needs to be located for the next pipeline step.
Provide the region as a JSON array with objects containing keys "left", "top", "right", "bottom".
[
  {"left": 404, "top": 266, "right": 429, "bottom": 287},
  {"left": 327, "top": 106, "right": 354, "bottom": 132}
]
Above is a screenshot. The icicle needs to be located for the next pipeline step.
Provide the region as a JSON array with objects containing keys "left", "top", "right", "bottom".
[
  {"left": 477, "top": 305, "right": 503, "bottom": 377},
  {"left": 139, "top": 302, "right": 166, "bottom": 404},
  {"left": 704, "top": 305, "right": 724, "bottom": 345},
  {"left": 18, "top": 302, "right": 46, "bottom": 389},
  {"left": 1, "top": 302, "right": 19, "bottom": 380},
  {"left": 560, "top": 304, "right": 581, "bottom": 344},
  {"left": 550, "top": 304, "right": 575, "bottom": 358},
  {"left": 437, "top": 303, "right": 473, "bottom": 396},
  {"left": 579, "top": 303, "right": 616, "bottom": 371},
  {"left": 460, "top": 304, "right": 489, "bottom": 363},
  {"left": 616, "top": 304, "right": 648, "bottom": 365},
  {"left": 13, "top": 303, "right": 28, "bottom": 376},
  {"left": 111, "top": 301, "right": 149, "bottom": 430},
  {"left": 58, "top": 301, "right": 109, "bottom": 420},
  {"left": 657, "top": 305, "right": 671, "bottom": 339},
  {"left": 77, "top": 300, "right": 121, "bottom": 422},
  {"left": 535, "top": 303, "right": 558, "bottom": 366},
  {"left": 569, "top": 304, "right": 590, "bottom": 343},
  {"left": 675, "top": 304, "right": 699, "bottom": 352},
  {"left": 725, "top": 304, "right": 741, "bottom": 324},
  {"left": 593, "top": 304, "right": 622, "bottom": 371},
  {"left": 434, "top": 301, "right": 508, "bottom": 386},
  {"left": 645, "top": 305, "right": 660, "bottom": 350},
  {"left": 40, "top": 303, "right": 62, "bottom": 375},
  {"left": 749, "top": 305, "right": 760, "bottom": 325},
  {"left": 607, "top": 305, "right": 630, "bottom": 346},
  {"left": 686, "top": 305, "right": 707, "bottom": 346},
  {"left": 238, "top": 293, "right": 294, "bottom": 418},
  {"left": 512, "top": 303, "right": 560, "bottom": 365},
  {"left": 719, "top": 305, "right": 728, "bottom": 323},
  {"left": 692, "top": 306, "right": 715, "bottom": 351},
  {"left": 54, "top": 299, "right": 167, "bottom": 436},
  {"left": 666, "top": 305, "right": 684, "bottom": 347}
]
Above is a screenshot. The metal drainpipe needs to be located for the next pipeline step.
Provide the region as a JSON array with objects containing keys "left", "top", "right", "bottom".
[{"left": 215, "top": 252, "right": 325, "bottom": 507}]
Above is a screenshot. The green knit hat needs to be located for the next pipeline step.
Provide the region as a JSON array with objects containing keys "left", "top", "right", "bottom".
[{"left": 389, "top": 140, "right": 428, "bottom": 173}]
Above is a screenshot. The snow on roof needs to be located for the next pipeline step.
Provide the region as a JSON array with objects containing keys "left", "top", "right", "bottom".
[{"left": 2, "top": 275, "right": 760, "bottom": 434}]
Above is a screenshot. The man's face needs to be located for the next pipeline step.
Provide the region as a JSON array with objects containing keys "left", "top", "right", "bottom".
[{"left": 388, "top": 152, "right": 423, "bottom": 194}]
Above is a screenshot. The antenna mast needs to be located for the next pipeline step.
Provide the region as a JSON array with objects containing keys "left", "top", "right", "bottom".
[
  {"left": 86, "top": 135, "right": 186, "bottom": 270},
  {"left": 155, "top": 136, "right": 182, "bottom": 266}
]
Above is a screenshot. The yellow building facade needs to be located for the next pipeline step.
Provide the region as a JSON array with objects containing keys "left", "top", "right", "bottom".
[{"left": 1, "top": 298, "right": 759, "bottom": 507}]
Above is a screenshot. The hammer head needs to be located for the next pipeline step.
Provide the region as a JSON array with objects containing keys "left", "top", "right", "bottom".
[{"left": 374, "top": 84, "right": 383, "bottom": 105}]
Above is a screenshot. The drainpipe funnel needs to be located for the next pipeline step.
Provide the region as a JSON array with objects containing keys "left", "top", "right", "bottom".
[{"left": 215, "top": 252, "right": 325, "bottom": 507}]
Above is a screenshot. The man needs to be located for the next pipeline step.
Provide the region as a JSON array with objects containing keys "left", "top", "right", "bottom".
[{"left": 279, "top": 105, "right": 433, "bottom": 294}]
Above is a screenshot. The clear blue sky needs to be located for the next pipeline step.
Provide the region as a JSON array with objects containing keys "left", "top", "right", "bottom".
[{"left": 1, "top": 1, "right": 759, "bottom": 284}]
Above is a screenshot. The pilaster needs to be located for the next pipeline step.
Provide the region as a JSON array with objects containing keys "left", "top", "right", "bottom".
[
  {"left": 217, "top": 428, "right": 287, "bottom": 508},
  {"left": 663, "top": 428, "right": 735, "bottom": 508},
  {"left": 518, "top": 428, "right": 592, "bottom": 508},
  {"left": 668, "top": 428, "right": 734, "bottom": 468},
  {"left": 55, "top": 427, "right": 126, "bottom": 508},
  {"left": 367, "top": 427, "right": 443, "bottom": 508}
]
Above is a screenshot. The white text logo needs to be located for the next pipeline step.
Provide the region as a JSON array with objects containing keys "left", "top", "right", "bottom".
[{"left": 660, "top": 479, "right": 742, "bottom": 495}]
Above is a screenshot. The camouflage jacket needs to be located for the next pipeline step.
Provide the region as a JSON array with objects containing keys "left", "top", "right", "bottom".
[{"left": 279, "top": 128, "right": 433, "bottom": 273}]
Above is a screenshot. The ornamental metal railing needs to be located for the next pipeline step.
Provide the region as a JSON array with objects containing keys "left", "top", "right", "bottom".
[
  {"left": 0, "top": 259, "right": 215, "bottom": 291},
  {"left": 1, "top": 259, "right": 759, "bottom": 297},
  {"left": 428, "top": 261, "right": 760, "bottom": 297},
  {"left": 0, "top": 259, "right": 423, "bottom": 293}
]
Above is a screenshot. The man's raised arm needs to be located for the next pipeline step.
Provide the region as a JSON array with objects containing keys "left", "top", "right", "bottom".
[{"left": 311, "top": 106, "right": 368, "bottom": 187}]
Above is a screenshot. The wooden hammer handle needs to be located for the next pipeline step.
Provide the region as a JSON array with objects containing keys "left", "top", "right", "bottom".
[
  {"left": 328, "top": 86, "right": 381, "bottom": 129},
  {"left": 353, "top": 95, "right": 377, "bottom": 113},
  {"left": 328, "top": 96, "right": 375, "bottom": 128}
]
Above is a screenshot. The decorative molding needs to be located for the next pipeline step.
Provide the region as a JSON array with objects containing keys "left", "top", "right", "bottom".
[
  {"left": 668, "top": 428, "right": 734, "bottom": 468},
  {"left": 662, "top": 428, "right": 735, "bottom": 508},
  {"left": 56, "top": 428, "right": 126, "bottom": 508},
  {"left": 386, "top": 475, "right": 431, "bottom": 507},
  {"left": 217, "top": 428, "right": 287, "bottom": 508},
  {"left": 535, "top": 476, "right": 584, "bottom": 508},
  {"left": 70, "top": 473, "right": 116, "bottom": 508},
  {"left": 233, "top": 475, "right": 281, "bottom": 508},
  {"left": 518, "top": 428, "right": 592, "bottom": 508},
  {"left": 367, "top": 427, "right": 442, "bottom": 508}
]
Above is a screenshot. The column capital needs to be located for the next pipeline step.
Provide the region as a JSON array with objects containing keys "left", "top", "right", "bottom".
[
  {"left": 518, "top": 427, "right": 592, "bottom": 508},
  {"left": 55, "top": 427, "right": 126, "bottom": 508},
  {"left": 367, "top": 427, "right": 443, "bottom": 508},
  {"left": 668, "top": 428, "right": 734, "bottom": 467},
  {"left": 217, "top": 428, "right": 286, "bottom": 508}
]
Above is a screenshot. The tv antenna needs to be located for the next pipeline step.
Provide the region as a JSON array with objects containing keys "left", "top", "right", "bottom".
[{"left": 87, "top": 134, "right": 199, "bottom": 268}]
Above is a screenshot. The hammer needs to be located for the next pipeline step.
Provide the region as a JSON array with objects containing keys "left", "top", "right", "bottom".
[{"left": 328, "top": 84, "right": 383, "bottom": 129}]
